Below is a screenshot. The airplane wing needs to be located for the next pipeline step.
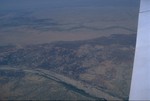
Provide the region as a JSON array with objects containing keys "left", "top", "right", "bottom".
[{"left": 129, "top": 0, "right": 150, "bottom": 100}]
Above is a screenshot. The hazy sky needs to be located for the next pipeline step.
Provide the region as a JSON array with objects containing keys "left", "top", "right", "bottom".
[{"left": 0, "top": 0, "right": 139, "bottom": 10}]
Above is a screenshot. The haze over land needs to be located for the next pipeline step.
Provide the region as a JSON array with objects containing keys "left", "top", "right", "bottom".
[
  {"left": 0, "top": 0, "right": 140, "bottom": 100},
  {"left": 0, "top": 0, "right": 139, "bottom": 45}
]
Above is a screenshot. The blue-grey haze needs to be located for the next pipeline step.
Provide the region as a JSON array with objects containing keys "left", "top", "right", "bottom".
[{"left": 0, "top": 0, "right": 140, "bottom": 45}]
